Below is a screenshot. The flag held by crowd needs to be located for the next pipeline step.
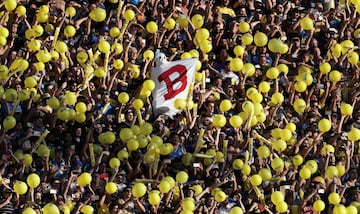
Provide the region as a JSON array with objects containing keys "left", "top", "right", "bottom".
[{"left": 151, "top": 57, "right": 197, "bottom": 118}]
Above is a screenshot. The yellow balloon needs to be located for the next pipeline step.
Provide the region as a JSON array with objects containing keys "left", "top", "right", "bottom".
[
  {"left": 230, "top": 207, "right": 244, "bottom": 214},
  {"left": 64, "top": 25, "right": 76, "bottom": 37},
  {"left": 43, "top": 203, "right": 60, "bottom": 214},
  {"left": 328, "top": 192, "right": 341, "bottom": 205},
  {"left": 94, "top": 66, "right": 106, "bottom": 78},
  {"left": 76, "top": 51, "right": 88, "bottom": 63},
  {"left": 27, "top": 173, "right": 40, "bottom": 188},
  {"left": 306, "top": 160, "right": 318, "bottom": 174},
  {"left": 258, "top": 145, "right": 270, "bottom": 158},
  {"left": 81, "top": 205, "right": 94, "bottom": 214},
  {"left": 117, "top": 92, "right": 129, "bottom": 104},
  {"left": 176, "top": 16, "right": 188, "bottom": 28},
  {"left": 23, "top": 154, "right": 33, "bottom": 166},
  {"left": 148, "top": 190, "right": 161, "bottom": 205},
  {"left": 259, "top": 81, "right": 270, "bottom": 93},
  {"left": 109, "top": 27, "right": 120, "bottom": 38},
  {"left": 348, "top": 51, "right": 359, "bottom": 65},
  {"left": 0, "top": 36, "right": 6, "bottom": 47},
  {"left": 294, "top": 81, "right": 307, "bottom": 92},
  {"left": 199, "top": 40, "right": 212, "bottom": 53},
  {"left": 132, "top": 183, "right": 147, "bottom": 198},
  {"left": 220, "top": 99, "right": 232, "bottom": 112},
  {"left": 75, "top": 113, "right": 86, "bottom": 123},
  {"left": 239, "top": 22, "right": 250, "bottom": 33},
  {"left": 25, "top": 76, "right": 37, "bottom": 88},
  {"left": 268, "top": 38, "right": 283, "bottom": 53},
  {"left": 232, "top": 159, "right": 244, "bottom": 170},
  {"left": 271, "top": 92, "right": 284, "bottom": 104},
  {"left": 229, "top": 115, "right": 243, "bottom": 128},
  {"left": 271, "top": 157, "right": 284, "bottom": 172},
  {"left": 124, "top": 9, "right": 135, "bottom": 21},
  {"left": 326, "top": 166, "right": 338, "bottom": 179},
  {"left": 36, "top": 12, "right": 48, "bottom": 23},
  {"left": 133, "top": 99, "right": 144, "bottom": 110},
  {"left": 117, "top": 150, "right": 129, "bottom": 160},
  {"left": 0, "top": 27, "right": 9, "bottom": 38},
  {"left": 276, "top": 201, "right": 288, "bottom": 213},
  {"left": 241, "top": 164, "right": 251, "bottom": 175},
  {"left": 146, "top": 21, "right": 158, "bottom": 34},
  {"left": 230, "top": 57, "right": 243, "bottom": 71},
  {"left": 77, "top": 172, "right": 92, "bottom": 187},
  {"left": 319, "top": 62, "right": 331, "bottom": 74},
  {"left": 89, "top": 8, "right": 107, "bottom": 22},
  {"left": 299, "top": 166, "right": 311, "bottom": 179},
  {"left": 64, "top": 91, "right": 77, "bottom": 105},
  {"left": 300, "top": 16, "right": 314, "bottom": 30},
  {"left": 164, "top": 17, "right": 176, "bottom": 30},
  {"left": 55, "top": 41, "right": 68, "bottom": 53},
  {"left": 3, "top": 116, "right": 16, "bottom": 130},
  {"left": 215, "top": 190, "right": 227, "bottom": 202},
  {"left": 266, "top": 67, "right": 280, "bottom": 79},
  {"left": 114, "top": 59, "right": 124, "bottom": 70},
  {"left": 348, "top": 128, "right": 360, "bottom": 141},
  {"left": 273, "top": 139, "right": 287, "bottom": 152},
  {"left": 250, "top": 174, "right": 262, "bottom": 187},
  {"left": 143, "top": 50, "right": 154, "bottom": 60},
  {"left": 105, "top": 182, "right": 117, "bottom": 194},
  {"left": 48, "top": 97, "right": 60, "bottom": 109},
  {"left": 5, "top": 0, "right": 17, "bottom": 11},
  {"left": 98, "top": 40, "right": 110, "bottom": 53},
  {"left": 108, "top": 158, "right": 120, "bottom": 169},
  {"left": 176, "top": 171, "right": 189, "bottom": 184},
  {"left": 27, "top": 39, "right": 41, "bottom": 51},
  {"left": 329, "top": 70, "right": 342, "bottom": 82},
  {"left": 233, "top": 45, "right": 245, "bottom": 57},
  {"left": 111, "top": 43, "right": 123, "bottom": 55},
  {"left": 14, "top": 181, "right": 28, "bottom": 195},
  {"left": 242, "top": 33, "right": 253, "bottom": 45},
  {"left": 271, "top": 191, "right": 284, "bottom": 206},
  {"left": 340, "top": 40, "right": 354, "bottom": 55},
  {"left": 293, "top": 98, "right": 306, "bottom": 113},
  {"left": 318, "top": 118, "right": 331, "bottom": 132},
  {"left": 191, "top": 14, "right": 204, "bottom": 28},
  {"left": 340, "top": 103, "right": 353, "bottom": 115},
  {"left": 159, "top": 180, "right": 171, "bottom": 193},
  {"left": 0, "top": 65, "right": 8, "bottom": 78},
  {"left": 313, "top": 200, "right": 325, "bottom": 212},
  {"left": 32, "top": 25, "right": 43, "bottom": 37},
  {"left": 16, "top": 5, "right": 26, "bottom": 16},
  {"left": 254, "top": 32, "right": 268, "bottom": 47},
  {"left": 66, "top": 7, "right": 76, "bottom": 17},
  {"left": 213, "top": 114, "right": 226, "bottom": 128},
  {"left": 23, "top": 208, "right": 36, "bottom": 214},
  {"left": 34, "top": 62, "right": 44, "bottom": 71}
]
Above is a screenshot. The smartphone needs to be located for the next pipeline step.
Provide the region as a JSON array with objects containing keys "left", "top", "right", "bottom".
[
  {"left": 193, "top": 163, "right": 201, "bottom": 168},
  {"left": 318, "top": 189, "right": 325, "bottom": 194},
  {"left": 50, "top": 189, "right": 58, "bottom": 194},
  {"left": 91, "top": 195, "right": 100, "bottom": 201},
  {"left": 342, "top": 132, "right": 348, "bottom": 137},
  {"left": 164, "top": 159, "right": 171, "bottom": 164}
]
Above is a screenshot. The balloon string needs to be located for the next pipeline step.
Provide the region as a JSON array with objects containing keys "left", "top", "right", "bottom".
[
  {"left": 119, "top": 20, "right": 129, "bottom": 38},
  {"left": 32, "top": 129, "right": 50, "bottom": 153},
  {"left": 89, "top": 143, "right": 96, "bottom": 167},
  {"left": 117, "top": 0, "right": 125, "bottom": 19},
  {"left": 193, "top": 129, "right": 205, "bottom": 154}
]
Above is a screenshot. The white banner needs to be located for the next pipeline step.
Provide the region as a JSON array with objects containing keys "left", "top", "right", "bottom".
[{"left": 151, "top": 58, "right": 197, "bottom": 118}]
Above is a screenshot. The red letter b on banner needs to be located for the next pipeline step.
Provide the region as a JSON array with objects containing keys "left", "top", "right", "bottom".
[{"left": 158, "top": 65, "right": 187, "bottom": 100}]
